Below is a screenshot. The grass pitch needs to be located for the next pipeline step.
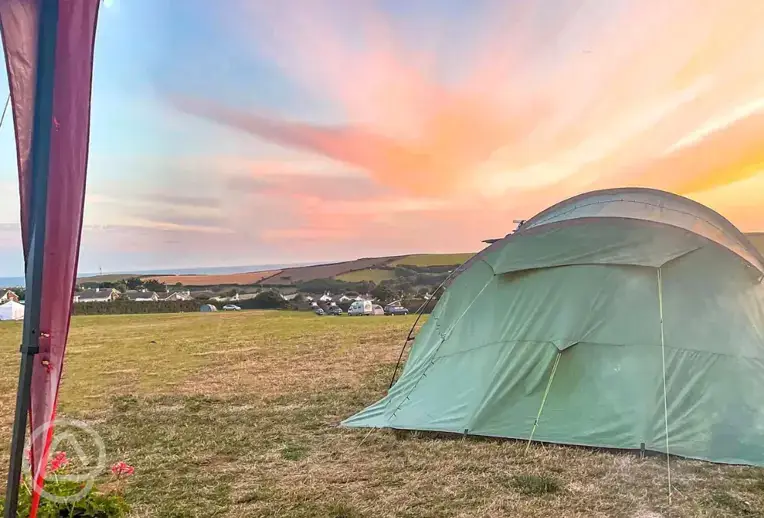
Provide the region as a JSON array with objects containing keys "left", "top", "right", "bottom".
[{"left": 1, "top": 312, "right": 763, "bottom": 517}]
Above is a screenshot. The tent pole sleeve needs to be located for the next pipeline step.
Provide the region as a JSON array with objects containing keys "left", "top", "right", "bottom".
[
  {"left": 525, "top": 350, "right": 561, "bottom": 454},
  {"left": 657, "top": 267, "right": 672, "bottom": 505},
  {"left": 3, "top": 1, "right": 60, "bottom": 516}
]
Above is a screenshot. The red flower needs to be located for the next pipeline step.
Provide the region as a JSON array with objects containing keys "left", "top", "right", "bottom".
[
  {"left": 49, "top": 451, "right": 68, "bottom": 472},
  {"left": 110, "top": 461, "right": 134, "bottom": 478}
]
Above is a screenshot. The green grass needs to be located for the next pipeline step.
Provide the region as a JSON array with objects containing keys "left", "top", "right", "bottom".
[
  {"left": 335, "top": 269, "right": 397, "bottom": 283},
  {"left": 391, "top": 253, "right": 474, "bottom": 267},
  {"left": 1, "top": 312, "right": 763, "bottom": 517}
]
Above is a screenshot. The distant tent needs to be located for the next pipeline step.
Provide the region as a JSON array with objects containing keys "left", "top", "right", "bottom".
[
  {"left": 0, "top": 301, "right": 25, "bottom": 321},
  {"left": 200, "top": 304, "right": 217, "bottom": 312},
  {"left": 344, "top": 188, "right": 764, "bottom": 467}
]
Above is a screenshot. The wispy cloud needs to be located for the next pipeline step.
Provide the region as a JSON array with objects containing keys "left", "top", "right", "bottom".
[{"left": 171, "top": 0, "right": 764, "bottom": 232}]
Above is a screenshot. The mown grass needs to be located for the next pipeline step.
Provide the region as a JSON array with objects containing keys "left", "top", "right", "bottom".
[
  {"left": 335, "top": 269, "right": 397, "bottom": 283},
  {"left": 1, "top": 312, "right": 763, "bottom": 517},
  {"left": 391, "top": 253, "right": 474, "bottom": 267}
]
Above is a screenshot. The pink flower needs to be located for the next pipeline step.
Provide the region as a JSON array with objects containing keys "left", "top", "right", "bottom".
[
  {"left": 110, "top": 461, "right": 134, "bottom": 478},
  {"left": 49, "top": 451, "right": 68, "bottom": 472}
]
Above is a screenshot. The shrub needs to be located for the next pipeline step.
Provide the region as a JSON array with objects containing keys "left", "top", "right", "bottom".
[
  {"left": 0, "top": 453, "right": 132, "bottom": 517},
  {"left": 251, "top": 290, "right": 288, "bottom": 309},
  {"left": 0, "top": 479, "right": 130, "bottom": 517},
  {"left": 73, "top": 300, "right": 204, "bottom": 315},
  {"left": 294, "top": 279, "right": 375, "bottom": 295}
]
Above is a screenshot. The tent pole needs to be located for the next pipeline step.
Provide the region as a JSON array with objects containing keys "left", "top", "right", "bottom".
[
  {"left": 657, "top": 267, "right": 672, "bottom": 505},
  {"left": 525, "top": 351, "right": 561, "bottom": 454},
  {"left": 3, "top": 1, "right": 60, "bottom": 515}
]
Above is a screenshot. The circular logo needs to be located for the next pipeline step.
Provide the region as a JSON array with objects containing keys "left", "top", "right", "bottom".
[{"left": 24, "top": 418, "right": 106, "bottom": 504}]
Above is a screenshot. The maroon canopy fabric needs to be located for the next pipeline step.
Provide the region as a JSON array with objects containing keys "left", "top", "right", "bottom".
[{"left": 0, "top": 1, "right": 99, "bottom": 514}]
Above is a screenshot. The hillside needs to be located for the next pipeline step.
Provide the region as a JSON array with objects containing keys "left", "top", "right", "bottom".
[
  {"left": 144, "top": 270, "right": 281, "bottom": 287},
  {"left": 749, "top": 232, "right": 764, "bottom": 255},
  {"left": 74, "top": 232, "right": 764, "bottom": 289}
]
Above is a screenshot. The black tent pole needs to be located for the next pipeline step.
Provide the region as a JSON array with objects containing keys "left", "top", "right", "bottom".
[{"left": 4, "top": 1, "right": 60, "bottom": 515}]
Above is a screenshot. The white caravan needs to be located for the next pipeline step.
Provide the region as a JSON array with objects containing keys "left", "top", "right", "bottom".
[{"left": 348, "top": 300, "right": 373, "bottom": 316}]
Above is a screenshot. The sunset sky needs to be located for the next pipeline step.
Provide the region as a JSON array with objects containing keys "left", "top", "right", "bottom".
[{"left": 1, "top": 0, "right": 764, "bottom": 275}]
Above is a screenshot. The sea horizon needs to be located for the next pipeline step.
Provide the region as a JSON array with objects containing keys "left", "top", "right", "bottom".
[{"left": 0, "top": 261, "right": 321, "bottom": 288}]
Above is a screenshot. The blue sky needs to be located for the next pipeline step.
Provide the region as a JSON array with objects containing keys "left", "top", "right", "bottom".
[{"left": 0, "top": 0, "right": 762, "bottom": 277}]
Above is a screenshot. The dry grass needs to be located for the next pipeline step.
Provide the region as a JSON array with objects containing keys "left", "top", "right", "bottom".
[
  {"left": 258, "top": 257, "right": 401, "bottom": 286},
  {"left": 336, "top": 269, "right": 397, "bottom": 283},
  {"left": 1, "top": 312, "right": 763, "bottom": 517},
  {"left": 144, "top": 270, "right": 281, "bottom": 286}
]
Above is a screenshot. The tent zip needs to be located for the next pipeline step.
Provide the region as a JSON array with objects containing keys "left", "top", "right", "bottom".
[{"left": 525, "top": 350, "right": 562, "bottom": 454}]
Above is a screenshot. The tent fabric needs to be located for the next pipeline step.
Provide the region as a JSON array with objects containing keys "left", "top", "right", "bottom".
[
  {"left": 0, "top": 0, "right": 100, "bottom": 513},
  {"left": 343, "top": 188, "right": 764, "bottom": 467},
  {"left": 0, "top": 300, "right": 25, "bottom": 320},
  {"left": 521, "top": 187, "right": 764, "bottom": 276}
]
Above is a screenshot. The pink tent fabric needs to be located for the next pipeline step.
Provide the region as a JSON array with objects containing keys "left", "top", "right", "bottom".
[{"left": 0, "top": 1, "right": 99, "bottom": 515}]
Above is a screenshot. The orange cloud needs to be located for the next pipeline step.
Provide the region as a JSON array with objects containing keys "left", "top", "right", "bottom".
[{"left": 173, "top": 0, "right": 764, "bottom": 235}]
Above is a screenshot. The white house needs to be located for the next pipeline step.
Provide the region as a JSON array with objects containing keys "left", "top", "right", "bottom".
[
  {"left": 161, "top": 290, "right": 192, "bottom": 302},
  {"left": 123, "top": 289, "right": 159, "bottom": 302},
  {"left": 0, "top": 289, "right": 19, "bottom": 304},
  {"left": 75, "top": 288, "right": 119, "bottom": 303},
  {"left": 319, "top": 293, "right": 333, "bottom": 303},
  {"left": 337, "top": 295, "right": 354, "bottom": 303}
]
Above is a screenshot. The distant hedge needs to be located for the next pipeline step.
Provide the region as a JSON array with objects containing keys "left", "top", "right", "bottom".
[{"left": 73, "top": 300, "right": 205, "bottom": 315}]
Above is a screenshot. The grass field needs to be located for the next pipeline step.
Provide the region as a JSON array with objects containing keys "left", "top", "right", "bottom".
[
  {"left": 390, "top": 253, "right": 474, "bottom": 267},
  {"left": 335, "top": 269, "right": 397, "bottom": 283},
  {"left": 1, "top": 313, "right": 763, "bottom": 517}
]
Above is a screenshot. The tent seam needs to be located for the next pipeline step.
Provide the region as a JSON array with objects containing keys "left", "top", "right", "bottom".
[
  {"left": 388, "top": 277, "right": 493, "bottom": 421},
  {"left": 431, "top": 339, "right": 764, "bottom": 362}
]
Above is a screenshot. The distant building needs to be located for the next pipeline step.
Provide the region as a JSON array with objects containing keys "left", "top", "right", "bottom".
[
  {"left": 0, "top": 289, "right": 19, "bottom": 304},
  {"left": 75, "top": 288, "right": 120, "bottom": 303},
  {"left": 160, "top": 290, "right": 192, "bottom": 302},
  {"left": 319, "top": 293, "right": 333, "bottom": 302},
  {"left": 123, "top": 289, "right": 159, "bottom": 302}
]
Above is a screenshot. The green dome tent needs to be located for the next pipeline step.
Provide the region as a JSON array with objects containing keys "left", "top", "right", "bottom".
[{"left": 343, "top": 187, "right": 764, "bottom": 466}]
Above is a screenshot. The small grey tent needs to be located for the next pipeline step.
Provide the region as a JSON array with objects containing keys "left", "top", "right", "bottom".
[
  {"left": 344, "top": 187, "right": 764, "bottom": 466},
  {"left": 200, "top": 304, "right": 217, "bottom": 312}
]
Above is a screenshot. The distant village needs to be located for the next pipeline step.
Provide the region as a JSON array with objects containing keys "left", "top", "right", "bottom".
[{"left": 72, "top": 285, "right": 433, "bottom": 306}]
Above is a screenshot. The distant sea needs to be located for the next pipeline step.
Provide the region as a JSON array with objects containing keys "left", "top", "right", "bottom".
[{"left": 0, "top": 262, "right": 320, "bottom": 288}]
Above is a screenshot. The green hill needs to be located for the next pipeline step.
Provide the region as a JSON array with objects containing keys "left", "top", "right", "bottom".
[
  {"left": 748, "top": 233, "right": 764, "bottom": 255},
  {"left": 390, "top": 253, "right": 475, "bottom": 267}
]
